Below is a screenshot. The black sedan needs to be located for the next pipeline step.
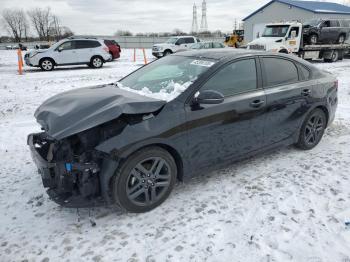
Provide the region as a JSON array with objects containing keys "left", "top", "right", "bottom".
[{"left": 28, "top": 49, "right": 338, "bottom": 212}]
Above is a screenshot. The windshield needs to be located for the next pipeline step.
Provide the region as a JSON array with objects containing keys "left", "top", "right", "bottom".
[
  {"left": 49, "top": 39, "right": 66, "bottom": 50},
  {"left": 118, "top": 55, "right": 216, "bottom": 101},
  {"left": 166, "top": 37, "right": 178, "bottom": 44},
  {"left": 304, "top": 19, "right": 321, "bottom": 27},
  {"left": 262, "top": 25, "right": 290, "bottom": 37}
]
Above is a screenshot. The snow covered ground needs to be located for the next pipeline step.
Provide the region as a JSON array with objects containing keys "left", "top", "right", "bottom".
[{"left": 0, "top": 49, "right": 350, "bottom": 262}]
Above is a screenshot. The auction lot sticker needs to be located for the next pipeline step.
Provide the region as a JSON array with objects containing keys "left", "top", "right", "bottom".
[{"left": 191, "top": 60, "right": 215, "bottom": 67}]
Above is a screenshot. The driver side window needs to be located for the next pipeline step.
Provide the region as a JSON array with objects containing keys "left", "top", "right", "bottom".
[
  {"left": 200, "top": 59, "right": 257, "bottom": 97},
  {"left": 58, "top": 41, "right": 74, "bottom": 51},
  {"left": 176, "top": 38, "right": 185, "bottom": 45}
]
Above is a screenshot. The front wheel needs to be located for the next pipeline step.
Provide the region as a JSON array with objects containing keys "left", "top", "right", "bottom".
[
  {"left": 163, "top": 50, "right": 172, "bottom": 56},
  {"left": 90, "top": 56, "right": 104, "bottom": 68},
  {"left": 40, "top": 58, "right": 54, "bottom": 71},
  {"left": 112, "top": 147, "right": 177, "bottom": 213},
  {"left": 338, "top": 34, "right": 345, "bottom": 44},
  {"left": 309, "top": 34, "right": 318, "bottom": 45},
  {"left": 295, "top": 108, "right": 327, "bottom": 150}
]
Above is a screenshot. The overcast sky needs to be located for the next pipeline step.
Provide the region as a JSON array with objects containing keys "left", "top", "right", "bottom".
[{"left": 0, "top": 0, "right": 347, "bottom": 36}]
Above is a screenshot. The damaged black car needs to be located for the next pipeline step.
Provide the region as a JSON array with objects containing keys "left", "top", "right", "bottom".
[{"left": 28, "top": 49, "right": 337, "bottom": 212}]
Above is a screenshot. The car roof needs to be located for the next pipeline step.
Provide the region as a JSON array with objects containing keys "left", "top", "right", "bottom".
[
  {"left": 174, "top": 48, "right": 262, "bottom": 60},
  {"left": 174, "top": 49, "right": 317, "bottom": 68}
]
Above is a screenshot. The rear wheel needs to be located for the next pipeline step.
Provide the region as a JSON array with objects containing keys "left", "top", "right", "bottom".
[
  {"left": 324, "top": 50, "right": 339, "bottom": 63},
  {"left": 90, "top": 56, "right": 104, "bottom": 68},
  {"left": 295, "top": 108, "right": 327, "bottom": 150},
  {"left": 112, "top": 147, "right": 177, "bottom": 213},
  {"left": 40, "top": 58, "right": 54, "bottom": 71}
]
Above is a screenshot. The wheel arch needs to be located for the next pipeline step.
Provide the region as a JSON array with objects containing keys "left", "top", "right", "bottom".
[
  {"left": 91, "top": 55, "right": 104, "bottom": 62},
  {"left": 315, "top": 105, "right": 329, "bottom": 126},
  {"left": 164, "top": 49, "right": 173, "bottom": 54},
  {"left": 115, "top": 142, "right": 184, "bottom": 182},
  {"left": 39, "top": 57, "right": 56, "bottom": 65}
]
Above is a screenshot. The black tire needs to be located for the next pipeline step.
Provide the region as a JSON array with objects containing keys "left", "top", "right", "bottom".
[
  {"left": 163, "top": 50, "right": 172, "bottom": 56},
  {"left": 309, "top": 34, "right": 318, "bottom": 45},
  {"left": 90, "top": 56, "right": 104, "bottom": 68},
  {"left": 295, "top": 108, "right": 327, "bottom": 150},
  {"left": 324, "top": 50, "right": 339, "bottom": 63},
  {"left": 112, "top": 147, "right": 177, "bottom": 213},
  {"left": 40, "top": 58, "right": 54, "bottom": 71},
  {"left": 338, "top": 34, "right": 345, "bottom": 44}
]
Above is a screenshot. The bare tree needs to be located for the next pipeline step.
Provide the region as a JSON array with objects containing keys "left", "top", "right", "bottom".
[
  {"left": 49, "top": 15, "right": 62, "bottom": 41},
  {"left": 2, "top": 9, "right": 29, "bottom": 42},
  {"left": 27, "top": 7, "right": 52, "bottom": 41}
]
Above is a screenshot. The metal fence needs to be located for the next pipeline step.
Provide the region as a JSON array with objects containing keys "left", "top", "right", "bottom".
[{"left": 0, "top": 36, "right": 225, "bottom": 50}]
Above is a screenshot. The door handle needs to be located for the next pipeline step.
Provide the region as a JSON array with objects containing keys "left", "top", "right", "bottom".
[
  {"left": 301, "top": 89, "right": 311, "bottom": 96},
  {"left": 250, "top": 100, "right": 265, "bottom": 108}
]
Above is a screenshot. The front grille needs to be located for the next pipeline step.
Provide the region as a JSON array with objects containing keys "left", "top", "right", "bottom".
[{"left": 249, "top": 44, "right": 265, "bottom": 50}]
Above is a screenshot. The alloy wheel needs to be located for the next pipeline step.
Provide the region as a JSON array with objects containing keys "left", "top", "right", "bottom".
[
  {"left": 304, "top": 114, "right": 324, "bottom": 146},
  {"left": 126, "top": 157, "right": 172, "bottom": 206},
  {"left": 42, "top": 60, "right": 53, "bottom": 70},
  {"left": 93, "top": 58, "right": 102, "bottom": 68}
]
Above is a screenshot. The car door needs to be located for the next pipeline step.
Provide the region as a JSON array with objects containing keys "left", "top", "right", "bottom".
[
  {"left": 260, "top": 56, "right": 309, "bottom": 145},
  {"left": 75, "top": 40, "right": 101, "bottom": 63},
  {"left": 320, "top": 20, "right": 332, "bottom": 43},
  {"left": 329, "top": 20, "right": 340, "bottom": 42},
  {"left": 184, "top": 57, "right": 267, "bottom": 171},
  {"left": 52, "top": 40, "right": 78, "bottom": 64}
]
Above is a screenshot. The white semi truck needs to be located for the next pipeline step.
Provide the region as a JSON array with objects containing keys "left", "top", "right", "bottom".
[{"left": 247, "top": 21, "right": 350, "bottom": 62}]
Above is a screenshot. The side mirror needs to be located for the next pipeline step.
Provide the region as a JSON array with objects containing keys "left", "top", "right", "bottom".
[
  {"left": 175, "top": 42, "right": 180, "bottom": 46},
  {"left": 195, "top": 90, "right": 224, "bottom": 105},
  {"left": 57, "top": 47, "right": 63, "bottom": 52}
]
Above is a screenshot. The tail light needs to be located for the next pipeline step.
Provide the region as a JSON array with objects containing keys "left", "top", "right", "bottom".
[{"left": 103, "top": 46, "right": 109, "bottom": 52}]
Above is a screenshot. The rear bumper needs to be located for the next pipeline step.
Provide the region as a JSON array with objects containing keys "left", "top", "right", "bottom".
[{"left": 27, "top": 133, "right": 104, "bottom": 207}]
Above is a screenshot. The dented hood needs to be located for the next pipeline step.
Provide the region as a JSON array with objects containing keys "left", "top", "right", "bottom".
[{"left": 35, "top": 84, "right": 166, "bottom": 139}]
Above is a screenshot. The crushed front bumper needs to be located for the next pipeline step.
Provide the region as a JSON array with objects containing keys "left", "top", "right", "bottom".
[{"left": 27, "top": 133, "right": 104, "bottom": 207}]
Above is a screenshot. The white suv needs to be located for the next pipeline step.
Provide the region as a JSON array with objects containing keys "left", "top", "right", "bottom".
[
  {"left": 24, "top": 37, "right": 112, "bottom": 71},
  {"left": 152, "top": 36, "right": 200, "bottom": 58}
]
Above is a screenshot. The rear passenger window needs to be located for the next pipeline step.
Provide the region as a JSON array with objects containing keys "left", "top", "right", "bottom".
[
  {"left": 330, "top": 20, "right": 339, "bottom": 27},
  {"left": 76, "top": 40, "right": 101, "bottom": 49},
  {"left": 262, "top": 57, "right": 299, "bottom": 86},
  {"left": 297, "top": 64, "right": 310, "bottom": 80},
  {"left": 201, "top": 59, "right": 257, "bottom": 97}
]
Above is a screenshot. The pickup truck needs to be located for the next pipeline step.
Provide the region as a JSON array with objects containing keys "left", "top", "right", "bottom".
[
  {"left": 152, "top": 36, "right": 200, "bottom": 58},
  {"left": 247, "top": 21, "right": 350, "bottom": 62}
]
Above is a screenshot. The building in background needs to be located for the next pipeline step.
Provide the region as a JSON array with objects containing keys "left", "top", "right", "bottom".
[{"left": 243, "top": 0, "right": 350, "bottom": 42}]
